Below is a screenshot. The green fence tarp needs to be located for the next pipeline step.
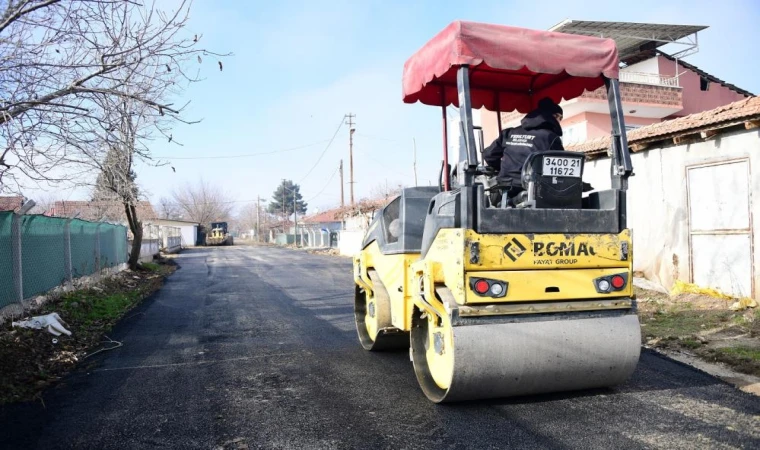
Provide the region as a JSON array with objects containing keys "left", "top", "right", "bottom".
[
  {"left": 69, "top": 219, "right": 98, "bottom": 277},
  {"left": 0, "top": 212, "right": 15, "bottom": 308},
  {"left": 0, "top": 214, "right": 128, "bottom": 308},
  {"left": 21, "top": 215, "right": 68, "bottom": 299}
]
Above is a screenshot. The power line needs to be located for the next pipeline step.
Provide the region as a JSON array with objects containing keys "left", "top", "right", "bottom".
[
  {"left": 153, "top": 166, "right": 343, "bottom": 209},
  {"left": 152, "top": 140, "right": 330, "bottom": 160},
  {"left": 298, "top": 118, "right": 344, "bottom": 183},
  {"left": 306, "top": 166, "right": 340, "bottom": 203},
  {"left": 355, "top": 133, "right": 402, "bottom": 143}
]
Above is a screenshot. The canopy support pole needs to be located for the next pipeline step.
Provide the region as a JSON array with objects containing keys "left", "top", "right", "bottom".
[
  {"left": 441, "top": 90, "right": 450, "bottom": 191},
  {"left": 495, "top": 93, "right": 502, "bottom": 132},
  {"left": 456, "top": 66, "right": 478, "bottom": 187},
  {"left": 605, "top": 78, "right": 634, "bottom": 191}
]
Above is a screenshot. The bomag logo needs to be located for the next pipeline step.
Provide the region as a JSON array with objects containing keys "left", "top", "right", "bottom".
[
  {"left": 503, "top": 238, "right": 527, "bottom": 262},
  {"left": 533, "top": 242, "right": 596, "bottom": 257}
]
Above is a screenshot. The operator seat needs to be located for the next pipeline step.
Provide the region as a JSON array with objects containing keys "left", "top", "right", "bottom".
[{"left": 518, "top": 151, "right": 585, "bottom": 209}]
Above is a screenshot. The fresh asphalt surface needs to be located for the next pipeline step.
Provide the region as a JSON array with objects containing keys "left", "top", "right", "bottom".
[{"left": 2, "top": 245, "right": 759, "bottom": 449}]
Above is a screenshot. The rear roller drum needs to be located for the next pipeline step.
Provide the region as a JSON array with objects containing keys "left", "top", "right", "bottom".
[
  {"left": 411, "top": 287, "right": 641, "bottom": 403},
  {"left": 354, "top": 269, "right": 408, "bottom": 351}
]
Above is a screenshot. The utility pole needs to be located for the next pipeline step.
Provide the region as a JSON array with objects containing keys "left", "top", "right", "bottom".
[
  {"left": 339, "top": 159, "right": 345, "bottom": 207},
  {"left": 293, "top": 192, "right": 298, "bottom": 247},
  {"left": 345, "top": 113, "right": 356, "bottom": 206},
  {"left": 256, "top": 195, "right": 261, "bottom": 243},
  {"left": 413, "top": 138, "right": 418, "bottom": 186}
]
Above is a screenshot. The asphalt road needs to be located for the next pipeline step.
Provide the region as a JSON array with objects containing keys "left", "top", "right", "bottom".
[{"left": 2, "top": 245, "right": 759, "bottom": 450}]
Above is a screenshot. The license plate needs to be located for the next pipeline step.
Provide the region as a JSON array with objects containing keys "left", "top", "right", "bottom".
[{"left": 542, "top": 156, "right": 581, "bottom": 177}]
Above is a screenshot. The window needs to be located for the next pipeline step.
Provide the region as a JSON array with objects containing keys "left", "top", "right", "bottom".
[
  {"left": 382, "top": 197, "right": 401, "bottom": 244},
  {"left": 700, "top": 76, "right": 710, "bottom": 91},
  {"left": 562, "top": 123, "right": 587, "bottom": 145}
]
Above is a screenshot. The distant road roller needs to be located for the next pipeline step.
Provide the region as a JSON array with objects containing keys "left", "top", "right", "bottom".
[
  {"left": 206, "top": 221, "right": 233, "bottom": 246},
  {"left": 353, "top": 21, "right": 641, "bottom": 403}
]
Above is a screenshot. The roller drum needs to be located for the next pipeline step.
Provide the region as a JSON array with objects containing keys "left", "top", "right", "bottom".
[{"left": 412, "top": 312, "right": 641, "bottom": 403}]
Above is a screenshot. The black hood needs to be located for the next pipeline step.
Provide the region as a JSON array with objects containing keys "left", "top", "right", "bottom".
[{"left": 520, "top": 110, "right": 562, "bottom": 136}]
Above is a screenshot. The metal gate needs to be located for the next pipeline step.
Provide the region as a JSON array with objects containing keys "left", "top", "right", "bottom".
[{"left": 687, "top": 159, "right": 754, "bottom": 298}]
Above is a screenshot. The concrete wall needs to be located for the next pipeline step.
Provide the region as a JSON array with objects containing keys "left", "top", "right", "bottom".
[
  {"left": 136, "top": 239, "right": 159, "bottom": 263},
  {"left": 583, "top": 128, "right": 759, "bottom": 299},
  {"left": 338, "top": 230, "right": 365, "bottom": 257}
]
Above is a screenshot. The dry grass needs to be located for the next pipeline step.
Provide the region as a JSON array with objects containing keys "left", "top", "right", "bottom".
[{"left": 0, "top": 261, "right": 176, "bottom": 405}]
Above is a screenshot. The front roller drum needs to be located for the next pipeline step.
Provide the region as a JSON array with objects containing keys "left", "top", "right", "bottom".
[
  {"left": 411, "top": 295, "right": 641, "bottom": 402},
  {"left": 354, "top": 269, "right": 408, "bottom": 351}
]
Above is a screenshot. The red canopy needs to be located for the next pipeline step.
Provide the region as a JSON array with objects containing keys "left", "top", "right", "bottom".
[{"left": 402, "top": 21, "right": 620, "bottom": 113}]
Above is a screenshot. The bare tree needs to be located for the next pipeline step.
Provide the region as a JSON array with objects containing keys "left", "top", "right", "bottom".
[
  {"left": 0, "top": 0, "right": 227, "bottom": 192},
  {"left": 157, "top": 196, "right": 182, "bottom": 220},
  {"left": 87, "top": 94, "right": 146, "bottom": 268},
  {"left": 28, "top": 192, "right": 56, "bottom": 215},
  {"left": 171, "top": 179, "right": 234, "bottom": 227},
  {"left": 369, "top": 181, "right": 403, "bottom": 202},
  {"left": 236, "top": 202, "right": 258, "bottom": 234}
]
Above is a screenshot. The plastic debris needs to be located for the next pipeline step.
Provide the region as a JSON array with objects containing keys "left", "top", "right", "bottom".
[
  {"left": 670, "top": 280, "right": 757, "bottom": 311},
  {"left": 670, "top": 280, "right": 733, "bottom": 299},
  {"left": 729, "top": 297, "right": 758, "bottom": 311},
  {"left": 12, "top": 312, "right": 72, "bottom": 336}
]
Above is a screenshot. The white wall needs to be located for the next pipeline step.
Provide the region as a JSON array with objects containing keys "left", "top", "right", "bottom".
[
  {"left": 621, "top": 57, "right": 660, "bottom": 75},
  {"left": 344, "top": 213, "right": 374, "bottom": 231},
  {"left": 338, "top": 230, "right": 365, "bottom": 257},
  {"left": 180, "top": 225, "right": 197, "bottom": 247},
  {"left": 583, "top": 129, "right": 760, "bottom": 298}
]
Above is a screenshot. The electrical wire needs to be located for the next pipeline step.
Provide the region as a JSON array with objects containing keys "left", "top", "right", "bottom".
[
  {"left": 355, "top": 133, "right": 402, "bottom": 143},
  {"left": 305, "top": 166, "right": 340, "bottom": 203},
  {"left": 152, "top": 140, "right": 330, "bottom": 160},
  {"left": 297, "top": 118, "right": 344, "bottom": 183}
]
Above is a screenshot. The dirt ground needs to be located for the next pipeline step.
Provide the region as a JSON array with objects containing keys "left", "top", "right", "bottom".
[
  {"left": 636, "top": 286, "right": 760, "bottom": 378},
  {"left": 0, "top": 259, "right": 176, "bottom": 405}
]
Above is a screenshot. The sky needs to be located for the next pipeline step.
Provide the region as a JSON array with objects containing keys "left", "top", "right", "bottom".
[{"left": 23, "top": 0, "right": 760, "bottom": 216}]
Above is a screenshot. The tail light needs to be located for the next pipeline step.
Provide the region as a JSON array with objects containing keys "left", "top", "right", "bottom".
[
  {"left": 594, "top": 273, "right": 628, "bottom": 294},
  {"left": 470, "top": 277, "right": 508, "bottom": 298}
]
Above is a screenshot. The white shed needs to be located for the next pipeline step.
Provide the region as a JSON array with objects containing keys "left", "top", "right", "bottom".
[
  {"left": 572, "top": 97, "right": 760, "bottom": 300},
  {"left": 151, "top": 219, "right": 200, "bottom": 248}
]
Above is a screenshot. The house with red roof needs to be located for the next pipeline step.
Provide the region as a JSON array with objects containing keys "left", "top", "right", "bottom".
[{"left": 568, "top": 96, "right": 760, "bottom": 301}]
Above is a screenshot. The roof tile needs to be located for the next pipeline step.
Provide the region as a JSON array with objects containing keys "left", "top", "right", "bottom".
[{"left": 568, "top": 96, "right": 760, "bottom": 155}]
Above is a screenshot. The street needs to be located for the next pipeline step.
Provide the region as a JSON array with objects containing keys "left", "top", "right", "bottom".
[{"left": 1, "top": 245, "right": 759, "bottom": 449}]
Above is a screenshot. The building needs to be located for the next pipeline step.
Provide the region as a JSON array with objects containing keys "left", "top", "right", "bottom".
[
  {"left": 0, "top": 196, "right": 24, "bottom": 212},
  {"left": 299, "top": 208, "right": 343, "bottom": 248},
  {"left": 49, "top": 200, "right": 156, "bottom": 224},
  {"left": 481, "top": 21, "right": 753, "bottom": 147},
  {"left": 149, "top": 219, "right": 200, "bottom": 248},
  {"left": 568, "top": 96, "right": 760, "bottom": 300}
]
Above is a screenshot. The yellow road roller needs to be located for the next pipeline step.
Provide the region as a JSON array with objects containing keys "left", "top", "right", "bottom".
[{"left": 353, "top": 21, "right": 641, "bottom": 403}]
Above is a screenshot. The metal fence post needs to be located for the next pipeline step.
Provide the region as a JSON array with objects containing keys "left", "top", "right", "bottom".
[
  {"left": 11, "top": 213, "right": 23, "bottom": 304},
  {"left": 95, "top": 222, "right": 102, "bottom": 273},
  {"left": 64, "top": 218, "right": 73, "bottom": 282}
]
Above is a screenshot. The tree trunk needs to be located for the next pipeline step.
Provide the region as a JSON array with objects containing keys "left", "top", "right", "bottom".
[{"left": 125, "top": 203, "right": 143, "bottom": 270}]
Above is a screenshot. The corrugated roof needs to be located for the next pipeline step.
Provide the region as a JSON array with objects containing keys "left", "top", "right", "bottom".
[
  {"left": 568, "top": 95, "right": 760, "bottom": 156},
  {"left": 549, "top": 20, "right": 706, "bottom": 65}
]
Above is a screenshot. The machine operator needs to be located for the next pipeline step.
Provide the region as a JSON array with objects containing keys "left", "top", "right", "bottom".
[{"left": 483, "top": 97, "right": 565, "bottom": 202}]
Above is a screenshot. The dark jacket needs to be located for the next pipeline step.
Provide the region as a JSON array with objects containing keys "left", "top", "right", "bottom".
[{"left": 483, "top": 110, "right": 565, "bottom": 185}]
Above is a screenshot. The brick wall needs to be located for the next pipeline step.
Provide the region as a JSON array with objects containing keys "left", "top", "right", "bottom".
[{"left": 581, "top": 83, "right": 682, "bottom": 107}]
